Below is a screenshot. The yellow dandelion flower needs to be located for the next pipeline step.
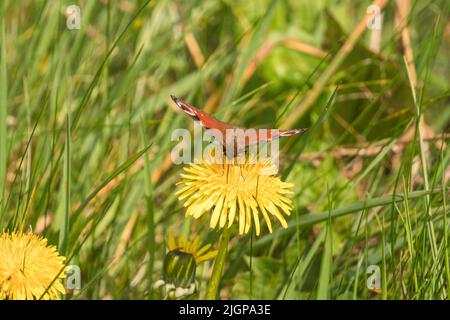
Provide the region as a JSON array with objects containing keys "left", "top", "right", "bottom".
[
  {"left": 176, "top": 157, "right": 294, "bottom": 236},
  {"left": 167, "top": 232, "right": 218, "bottom": 264},
  {"left": 0, "top": 232, "right": 66, "bottom": 300}
]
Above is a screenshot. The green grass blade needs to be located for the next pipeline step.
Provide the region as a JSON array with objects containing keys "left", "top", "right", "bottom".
[{"left": 317, "top": 220, "right": 332, "bottom": 299}]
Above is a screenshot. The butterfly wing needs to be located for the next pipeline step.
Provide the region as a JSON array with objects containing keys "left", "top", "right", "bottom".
[
  {"left": 171, "top": 95, "right": 306, "bottom": 155},
  {"left": 244, "top": 128, "right": 307, "bottom": 149},
  {"left": 171, "top": 95, "right": 236, "bottom": 131}
]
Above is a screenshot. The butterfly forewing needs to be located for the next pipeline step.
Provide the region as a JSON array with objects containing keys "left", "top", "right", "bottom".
[{"left": 171, "top": 95, "right": 306, "bottom": 155}]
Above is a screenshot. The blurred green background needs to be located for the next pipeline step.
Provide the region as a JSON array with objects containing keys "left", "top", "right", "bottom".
[{"left": 0, "top": 0, "right": 449, "bottom": 299}]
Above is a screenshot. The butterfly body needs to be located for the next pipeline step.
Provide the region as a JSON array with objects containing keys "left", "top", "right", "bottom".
[{"left": 171, "top": 95, "right": 306, "bottom": 155}]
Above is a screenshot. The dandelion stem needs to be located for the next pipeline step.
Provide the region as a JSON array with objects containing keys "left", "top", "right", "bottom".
[{"left": 206, "top": 228, "right": 230, "bottom": 299}]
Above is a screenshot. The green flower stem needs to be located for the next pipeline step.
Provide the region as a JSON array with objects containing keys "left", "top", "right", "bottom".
[{"left": 206, "top": 228, "right": 230, "bottom": 299}]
